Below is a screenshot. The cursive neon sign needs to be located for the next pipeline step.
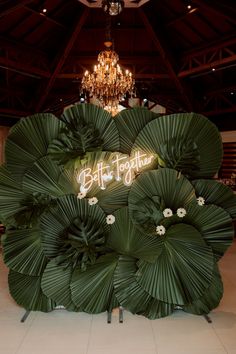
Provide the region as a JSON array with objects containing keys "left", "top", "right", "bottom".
[{"left": 76, "top": 151, "right": 154, "bottom": 192}]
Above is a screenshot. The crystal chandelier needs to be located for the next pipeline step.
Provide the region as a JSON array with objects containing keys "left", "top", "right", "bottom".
[{"left": 81, "top": 33, "right": 134, "bottom": 115}]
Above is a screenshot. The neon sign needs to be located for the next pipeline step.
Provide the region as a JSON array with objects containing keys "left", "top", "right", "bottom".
[{"left": 76, "top": 151, "right": 154, "bottom": 192}]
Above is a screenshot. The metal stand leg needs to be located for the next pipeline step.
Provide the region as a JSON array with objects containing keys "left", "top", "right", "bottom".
[
  {"left": 21, "top": 310, "right": 31, "bottom": 323},
  {"left": 107, "top": 310, "right": 112, "bottom": 323},
  {"left": 203, "top": 314, "right": 212, "bottom": 323},
  {"left": 119, "top": 306, "right": 123, "bottom": 323}
]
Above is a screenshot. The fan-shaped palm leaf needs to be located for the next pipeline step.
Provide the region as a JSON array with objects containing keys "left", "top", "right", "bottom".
[
  {"left": 107, "top": 207, "right": 162, "bottom": 262},
  {"left": 132, "top": 113, "right": 223, "bottom": 178},
  {"left": 114, "top": 255, "right": 174, "bottom": 319},
  {"left": 40, "top": 195, "right": 109, "bottom": 270},
  {"left": 5, "top": 113, "right": 64, "bottom": 183},
  {"left": 22, "top": 156, "right": 75, "bottom": 196},
  {"left": 183, "top": 262, "right": 223, "bottom": 315},
  {"left": 115, "top": 107, "right": 159, "bottom": 154},
  {"left": 2, "top": 228, "right": 47, "bottom": 276},
  {"left": 70, "top": 253, "right": 118, "bottom": 313},
  {"left": 128, "top": 168, "right": 195, "bottom": 232},
  {"left": 185, "top": 203, "right": 234, "bottom": 260},
  {"left": 61, "top": 103, "right": 120, "bottom": 151},
  {"left": 137, "top": 224, "right": 214, "bottom": 305},
  {"left": 192, "top": 179, "right": 236, "bottom": 219},
  {"left": 8, "top": 270, "right": 55, "bottom": 312},
  {"left": 41, "top": 258, "right": 78, "bottom": 311}
]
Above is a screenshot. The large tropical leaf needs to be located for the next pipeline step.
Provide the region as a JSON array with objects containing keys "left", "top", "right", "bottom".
[
  {"left": 2, "top": 228, "right": 47, "bottom": 276},
  {"left": 183, "top": 262, "right": 223, "bottom": 315},
  {"left": 136, "top": 224, "right": 214, "bottom": 306},
  {"left": 40, "top": 195, "right": 109, "bottom": 270},
  {"left": 115, "top": 107, "right": 159, "bottom": 154},
  {"left": 41, "top": 258, "right": 78, "bottom": 311},
  {"left": 114, "top": 255, "right": 174, "bottom": 319},
  {"left": 128, "top": 168, "right": 195, "bottom": 232},
  {"left": 5, "top": 113, "right": 64, "bottom": 183},
  {"left": 192, "top": 179, "right": 236, "bottom": 219},
  {"left": 70, "top": 253, "right": 118, "bottom": 313},
  {"left": 132, "top": 113, "right": 223, "bottom": 178},
  {"left": 185, "top": 203, "right": 234, "bottom": 260},
  {"left": 8, "top": 270, "right": 55, "bottom": 312},
  {"left": 61, "top": 103, "right": 120, "bottom": 152},
  {"left": 107, "top": 207, "right": 162, "bottom": 262},
  {"left": 22, "top": 156, "right": 75, "bottom": 196}
]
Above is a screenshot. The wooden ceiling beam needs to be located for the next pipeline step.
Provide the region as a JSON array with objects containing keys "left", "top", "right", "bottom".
[
  {"left": 0, "top": 57, "right": 50, "bottom": 79},
  {"left": 193, "top": 0, "right": 236, "bottom": 25},
  {"left": 23, "top": 6, "right": 67, "bottom": 30},
  {"left": 138, "top": 8, "right": 193, "bottom": 111},
  {"left": 0, "top": 0, "right": 34, "bottom": 18},
  {"left": 36, "top": 8, "right": 90, "bottom": 112}
]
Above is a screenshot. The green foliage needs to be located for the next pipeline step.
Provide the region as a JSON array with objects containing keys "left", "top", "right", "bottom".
[{"left": 0, "top": 104, "right": 234, "bottom": 318}]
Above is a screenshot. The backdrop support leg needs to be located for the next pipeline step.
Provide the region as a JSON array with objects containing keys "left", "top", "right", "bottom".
[
  {"left": 107, "top": 310, "right": 112, "bottom": 323},
  {"left": 203, "top": 314, "right": 212, "bottom": 323},
  {"left": 119, "top": 306, "right": 123, "bottom": 323},
  {"left": 21, "top": 310, "right": 31, "bottom": 323}
]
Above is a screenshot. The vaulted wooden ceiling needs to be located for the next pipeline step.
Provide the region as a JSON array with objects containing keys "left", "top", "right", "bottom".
[{"left": 0, "top": 0, "right": 236, "bottom": 130}]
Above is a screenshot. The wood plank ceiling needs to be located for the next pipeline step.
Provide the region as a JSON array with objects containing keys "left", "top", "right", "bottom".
[{"left": 0, "top": 0, "right": 236, "bottom": 130}]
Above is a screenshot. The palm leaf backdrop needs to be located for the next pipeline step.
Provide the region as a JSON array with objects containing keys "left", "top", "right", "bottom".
[
  {"left": 114, "top": 255, "right": 174, "bottom": 319},
  {"left": 185, "top": 203, "right": 234, "bottom": 260},
  {"left": 183, "top": 262, "right": 223, "bottom": 315},
  {"left": 132, "top": 113, "right": 223, "bottom": 178},
  {"left": 41, "top": 259, "right": 78, "bottom": 311},
  {"left": 2, "top": 228, "right": 47, "bottom": 276},
  {"left": 70, "top": 253, "right": 118, "bottom": 313},
  {"left": 136, "top": 224, "right": 214, "bottom": 305},
  {"left": 8, "top": 270, "right": 55, "bottom": 312},
  {"left": 107, "top": 207, "right": 162, "bottom": 262},
  {"left": 192, "top": 179, "right": 236, "bottom": 219},
  {"left": 115, "top": 107, "right": 159, "bottom": 154},
  {"left": 5, "top": 113, "right": 64, "bottom": 183},
  {"left": 61, "top": 104, "right": 120, "bottom": 152}
]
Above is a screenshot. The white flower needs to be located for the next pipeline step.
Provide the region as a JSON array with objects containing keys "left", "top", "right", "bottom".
[
  {"left": 77, "top": 192, "right": 86, "bottom": 200},
  {"left": 163, "top": 208, "right": 173, "bottom": 218},
  {"left": 197, "top": 196, "right": 205, "bottom": 206},
  {"left": 156, "top": 225, "right": 166, "bottom": 235},
  {"left": 177, "top": 208, "right": 187, "bottom": 218},
  {"left": 106, "top": 215, "right": 115, "bottom": 225},
  {"left": 88, "top": 197, "right": 98, "bottom": 205}
]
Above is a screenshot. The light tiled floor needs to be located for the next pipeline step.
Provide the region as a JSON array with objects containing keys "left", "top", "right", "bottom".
[{"left": 0, "top": 242, "right": 236, "bottom": 354}]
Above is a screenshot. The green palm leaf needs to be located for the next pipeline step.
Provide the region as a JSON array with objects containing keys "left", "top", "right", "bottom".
[
  {"left": 5, "top": 113, "right": 64, "bottom": 183},
  {"left": 107, "top": 207, "right": 162, "bottom": 262},
  {"left": 192, "top": 179, "right": 236, "bottom": 219},
  {"left": 41, "top": 258, "right": 78, "bottom": 311},
  {"left": 61, "top": 103, "right": 120, "bottom": 152},
  {"left": 22, "top": 156, "right": 75, "bottom": 196},
  {"left": 185, "top": 203, "right": 234, "bottom": 260},
  {"left": 114, "top": 255, "right": 174, "bottom": 319},
  {"left": 115, "top": 107, "right": 159, "bottom": 154},
  {"left": 40, "top": 195, "right": 109, "bottom": 270},
  {"left": 8, "top": 270, "right": 55, "bottom": 312},
  {"left": 132, "top": 113, "right": 223, "bottom": 178},
  {"left": 128, "top": 168, "right": 195, "bottom": 232},
  {"left": 183, "top": 262, "right": 223, "bottom": 315},
  {"left": 137, "top": 224, "right": 214, "bottom": 306},
  {"left": 2, "top": 228, "right": 47, "bottom": 276},
  {"left": 70, "top": 253, "right": 118, "bottom": 313}
]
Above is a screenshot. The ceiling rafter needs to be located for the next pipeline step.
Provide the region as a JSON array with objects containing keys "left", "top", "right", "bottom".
[
  {"left": 35, "top": 8, "right": 90, "bottom": 112},
  {"left": 193, "top": 0, "right": 236, "bottom": 25},
  {"left": 23, "top": 5, "right": 67, "bottom": 30},
  {"left": 0, "top": 0, "right": 34, "bottom": 18},
  {"left": 138, "top": 8, "right": 193, "bottom": 111}
]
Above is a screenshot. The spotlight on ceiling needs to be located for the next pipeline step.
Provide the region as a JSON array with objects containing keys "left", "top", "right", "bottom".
[{"left": 102, "top": 0, "right": 124, "bottom": 16}]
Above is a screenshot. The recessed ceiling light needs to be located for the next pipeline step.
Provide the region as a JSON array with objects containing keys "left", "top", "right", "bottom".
[
  {"left": 187, "top": 5, "right": 192, "bottom": 9},
  {"left": 42, "top": 8, "right": 47, "bottom": 13},
  {"left": 212, "top": 68, "right": 216, "bottom": 72}
]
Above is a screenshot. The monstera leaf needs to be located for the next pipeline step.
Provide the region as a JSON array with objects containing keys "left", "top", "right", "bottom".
[
  {"left": 2, "top": 228, "right": 47, "bottom": 276},
  {"left": 70, "top": 253, "right": 118, "bottom": 313},
  {"left": 136, "top": 224, "right": 214, "bottom": 306},
  {"left": 114, "top": 255, "right": 174, "bottom": 319},
  {"left": 107, "top": 207, "right": 162, "bottom": 262},
  {"left": 8, "top": 270, "right": 55, "bottom": 312},
  {"left": 40, "top": 195, "right": 109, "bottom": 270},
  {"left": 192, "top": 179, "right": 236, "bottom": 219},
  {"left": 5, "top": 113, "right": 64, "bottom": 183},
  {"left": 132, "top": 113, "right": 223, "bottom": 178},
  {"left": 115, "top": 107, "right": 159, "bottom": 154},
  {"left": 61, "top": 103, "right": 120, "bottom": 152}
]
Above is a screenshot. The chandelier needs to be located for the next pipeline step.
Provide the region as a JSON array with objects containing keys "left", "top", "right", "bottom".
[
  {"left": 81, "top": 39, "right": 134, "bottom": 115},
  {"left": 102, "top": 0, "right": 124, "bottom": 16}
]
